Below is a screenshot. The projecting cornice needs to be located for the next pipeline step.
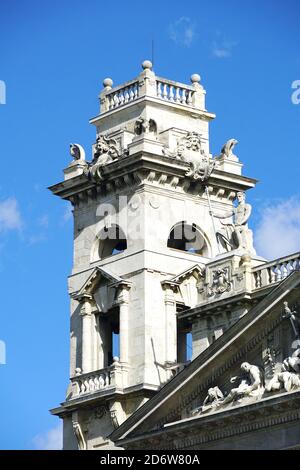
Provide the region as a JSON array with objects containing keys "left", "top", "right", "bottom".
[{"left": 48, "top": 152, "right": 258, "bottom": 205}]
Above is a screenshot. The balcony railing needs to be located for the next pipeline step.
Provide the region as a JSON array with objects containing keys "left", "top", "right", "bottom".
[
  {"left": 99, "top": 62, "right": 203, "bottom": 114},
  {"left": 70, "top": 361, "right": 126, "bottom": 399},
  {"left": 252, "top": 252, "right": 300, "bottom": 290}
]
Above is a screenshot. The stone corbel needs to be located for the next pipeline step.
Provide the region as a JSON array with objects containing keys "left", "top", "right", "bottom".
[{"left": 72, "top": 411, "right": 87, "bottom": 450}]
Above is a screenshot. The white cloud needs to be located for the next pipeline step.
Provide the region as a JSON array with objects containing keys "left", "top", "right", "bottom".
[
  {"left": 38, "top": 215, "right": 49, "bottom": 228},
  {"left": 212, "top": 39, "right": 237, "bottom": 58},
  {"left": 32, "top": 423, "right": 62, "bottom": 450},
  {"left": 255, "top": 197, "right": 300, "bottom": 259},
  {"left": 169, "top": 17, "right": 196, "bottom": 47},
  {"left": 63, "top": 204, "right": 73, "bottom": 222},
  {"left": 0, "top": 197, "right": 22, "bottom": 232}
]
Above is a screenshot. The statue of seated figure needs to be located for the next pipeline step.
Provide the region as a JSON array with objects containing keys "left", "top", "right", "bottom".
[{"left": 212, "top": 192, "right": 256, "bottom": 255}]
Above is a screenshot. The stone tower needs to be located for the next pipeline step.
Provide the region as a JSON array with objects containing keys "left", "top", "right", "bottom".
[{"left": 50, "top": 61, "right": 261, "bottom": 450}]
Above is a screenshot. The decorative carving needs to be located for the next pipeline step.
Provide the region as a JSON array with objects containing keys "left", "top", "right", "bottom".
[
  {"left": 94, "top": 405, "right": 108, "bottom": 420},
  {"left": 72, "top": 413, "right": 86, "bottom": 450},
  {"left": 213, "top": 191, "right": 255, "bottom": 254},
  {"left": 70, "top": 143, "right": 85, "bottom": 161},
  {"left": 221, "top": 362, "right": 264, "bottom": 406},
  {"left": 192, "top": 386, "right": 224, "bottom": 416},
  {"left": 176, "top": 132, "right": 215, "bottom": 181},
  {"left": 191, "top": 362, "right": 264, "bottom": 417},
  {"left": 219, "top": 138, "right": 238, "bottom": 160},
  {"left": 266, "top": 347, "right": 300, "bottom": 393},
  {"left": 89, "top": 134, "right": 120, "bottom": 181},
  {"left": 134, "top": 117, "right": 157, "bottom": 136},
  {"left": 208, "top": 267, "right": 232, "bottom": 297},
  {"left": 282, "top": 301, "right": 300, "bottom": 338}
]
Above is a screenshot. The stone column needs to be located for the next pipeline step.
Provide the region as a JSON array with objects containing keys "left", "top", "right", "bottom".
[
  {"left": 162, "top": 281, "right": 177, "bottom": 365},
  {"left": 80, "top": 295, "right": 93, "bottom": 373},
  {"left": 117, "top": 282, "right": 131, "bottom": 364}
]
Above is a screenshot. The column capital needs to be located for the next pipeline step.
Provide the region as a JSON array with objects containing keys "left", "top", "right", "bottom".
[{"left": 112, "top": 281, "right": 132, "bottom": 305}]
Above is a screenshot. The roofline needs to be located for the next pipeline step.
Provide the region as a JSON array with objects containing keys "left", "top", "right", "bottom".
[{"left": 110, "top": 271, "right": 300, "bottom": 441}]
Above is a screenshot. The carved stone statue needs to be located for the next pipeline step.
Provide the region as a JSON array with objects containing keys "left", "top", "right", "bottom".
[
  {"left": 191, "top": 386, "right": 224, "bottom": 416},
  {"left": 282, "top": 347, "right": 300, "bottom": 374},
  {"left": 70, "top": 143, "right": 85, "bottom": 161},
  {"left": 89, "top": 134, "right": 120, "bottom": 181},
  {"left": 219, "top": 138, "right": 238, "bottom": 161},
  {"left": 213, "top": 191, "right": 255, "bottom": 254},
  {"left": 266, "top": 347, "right": 300, "bottom": 393},
  {"left": 221, "top": 362, "right": 264, "bottom": 405},
  {"left": 282, "top": 302, "right": 300, "bottom": 338},
  {"left": 176, "top": 131, "right": 215, "bottom": 181}
]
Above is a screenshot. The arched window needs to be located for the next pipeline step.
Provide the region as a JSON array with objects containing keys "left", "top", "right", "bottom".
[
  {"left": 167, "top": 222, "right": 208, "bottom": 256},
  {"left": 98, "top": 225, "right": 127, "bottom": 260}
]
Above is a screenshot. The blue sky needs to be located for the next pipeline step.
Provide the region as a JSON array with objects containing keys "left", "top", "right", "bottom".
[{"left": 0, "top": 0, "right": 299, "bottom": 449}]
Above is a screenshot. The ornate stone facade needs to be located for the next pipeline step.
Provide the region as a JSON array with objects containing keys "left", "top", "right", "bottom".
[{"left": 50, "top": 61, "right": 300, "bottom": 450}]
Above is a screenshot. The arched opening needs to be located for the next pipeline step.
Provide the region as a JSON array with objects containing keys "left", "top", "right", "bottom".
[
  {"left": 167, "top": 222, "right": 208, "bottom": 256},
  {"left": 98, "top": 224, "right": 127, "bottom": 260}
]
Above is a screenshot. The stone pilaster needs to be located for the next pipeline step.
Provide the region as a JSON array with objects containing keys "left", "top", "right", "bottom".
[
  {"left": 117, "top": 282, "right": 132, "bottom": 364},
  {"left": 80, "top": 295, "right": 93, "bottom": 373},
  {"left": 162, "top": 281, "right": 178, "bottom": 365}
]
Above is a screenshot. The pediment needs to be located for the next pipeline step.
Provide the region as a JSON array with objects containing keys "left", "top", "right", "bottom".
[
  {"left": 75, "top": 266, "right": 123, "bottom": 296},
  {"left": 110, "top": 272, "right": 300, "bottom": 448},
  {"left": 163, "top": 264, "right": 205, "bottom": 308},
  {"left": 73, "top": 266, "right": 124, "bottom": 313}
]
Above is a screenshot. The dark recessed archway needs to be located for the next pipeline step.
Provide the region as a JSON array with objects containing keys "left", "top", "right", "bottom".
[
  {"left": 98, "top": 225, "right": 127, "bottom": 260},
  {"left": 167, "top": 222, "right": 208, "bottom": 256}
]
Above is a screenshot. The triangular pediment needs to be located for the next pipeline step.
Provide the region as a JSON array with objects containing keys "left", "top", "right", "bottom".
[
  {"left": 75, "top": 266, "right": 123, "bottom": 297},
  {"left": 110, "top": 272, "right": 300, "bottom": 449},
  {"left": 162, "top": 264, "right": 205, "bottom": 308}
]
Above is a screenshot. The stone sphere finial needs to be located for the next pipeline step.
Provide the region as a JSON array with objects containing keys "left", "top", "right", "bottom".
[
  {"left": 113, "top": 356, "right": 120, "bottom": 363},
  {"left": 142, "top": 60, "right": 153, "bottom": 70},
  {"left": 103, "top": 77, "right": 113, "bottom": 89},
  {"left": 191, "top": 73, "right": 201, "bottom": 84}
]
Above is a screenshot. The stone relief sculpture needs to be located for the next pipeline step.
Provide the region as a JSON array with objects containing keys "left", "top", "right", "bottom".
[
  {"left": 134, "top": 117, "right": 157, "bottom": 137},
  {"left": 192, "top": 386, "right": 224, "bottom": 416},
  {"left": 219, "top": 138, "right": 238, "bottom": 160},
  {"left": 207, "top": 267, "right": 232, "bottom": 297},
  {"left": 212, "top": 191, "right": 255, "bottom": 254},
  {"left": 89, "top": 134, "right": 120, "bottom": 181},
  {"left": 221, "top": 362, "right": 264, "bottom": 405},
  {"left": 266, "top": 347, "right": 300, "bottom": 393},
  {"left": 192, "top": 337, "right": 300, "bottom": 418},
  {"left": 70, "top": 143, "right": 86, "bottom": 161},
  {"left": 175, "top": 131, "right": 215, "bottom": 181}
]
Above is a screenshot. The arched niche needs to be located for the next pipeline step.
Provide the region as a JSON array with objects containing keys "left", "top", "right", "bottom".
[
  {"left": 167, "top": 221, "right": 210, "bottom": 257},
  {"left": 91, "top": 224, "right": 127, "bottom": 262}
]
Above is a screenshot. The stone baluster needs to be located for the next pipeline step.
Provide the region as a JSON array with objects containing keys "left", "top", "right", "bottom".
[
  {"left": 124, "top": 87, "right": 129, "bottom": 103},
  {"left": 157, "top": 81, "right": 162, "bottom": 98},
  {"left": 119, "top": 91, "right": 124, "bottom": 105},
  {"left": 269, "top": 267, "right": 276, "bottom": 283},
  {"left": 181, "top": 88, "right": 186, "bottom": 104},
  {"left": 162, "top": 83, "right": 168, "bottom": 100},
  {"left": 175, "top": 86, "right": 181, "bottom": 103},
  {"left": 169, "top": 85, "right": 174, "bottom": 101}
]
